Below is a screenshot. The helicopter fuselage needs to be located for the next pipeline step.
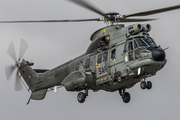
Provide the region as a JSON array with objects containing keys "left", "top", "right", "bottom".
[
  {"left": 5, "top": 1, "right": 180, "bottom": 104},
  {"left": 27, "top": 24, "right": 166, "bottom": 93}
]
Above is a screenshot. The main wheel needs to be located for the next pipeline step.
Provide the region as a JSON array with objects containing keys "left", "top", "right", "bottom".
[
  {"left": 122, "top": 92, "right": 131, "bottom": 103},
  {"left": 77, "top": 92, "right": 86, "bottom": 103},
  {"left": 146, "top": 81, "right": 152, "bottom": 89},
  {"left": 140, "top": 81, "right": 146, "bottom": 89}
]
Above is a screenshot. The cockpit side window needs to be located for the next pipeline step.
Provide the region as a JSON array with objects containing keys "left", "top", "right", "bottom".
[
  {"left": 124, "top": 41, "right": 133, "bottom": 52},
  {"left": 124, "top": 42, "right": 129, "bottom": 52},
  {"left": 128, "top": 42, "right": 133, "bottom": 51},
  {"left": 135, "top": 38, "right": 147, "bottom": 47},
  {"left": 134, "top": 40, "right": 138, "bottom": 49}
]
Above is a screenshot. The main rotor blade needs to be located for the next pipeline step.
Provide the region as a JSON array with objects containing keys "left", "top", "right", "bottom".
[
  {"left": 124, "top": 4, "right": 180, "bottom": 18},
  {"left": 5, "top": 65, "right": 16, "bottom": 81},
  {"left": 19, "top": 39, "right": 28, "bottom": 60},
  {"left": 118, "top": 18, "right": 157, "bottom": 22},
  {"left": 0, "top": 18, "right": 101, "bottom": 23},
  {"left": 7, "top": 41, "right": 17, "bottom": 61},
  {"left": 68, "top": 0, "right": 105, "bottom": 17},
  {"left": 15, "top": 72, "right": 23, "bottom": 91}
]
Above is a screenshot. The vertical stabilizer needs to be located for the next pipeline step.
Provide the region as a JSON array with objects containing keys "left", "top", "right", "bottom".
[{"left": 19, "top": 60, "right": 38, "bottom": 92}]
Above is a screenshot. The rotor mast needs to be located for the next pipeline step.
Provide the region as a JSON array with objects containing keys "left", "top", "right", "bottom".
[{"left": 102, "top": 12, "right": 120, "bottom": 26}]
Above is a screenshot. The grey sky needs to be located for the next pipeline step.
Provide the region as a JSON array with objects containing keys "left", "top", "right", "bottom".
[{"left": 0, "top": 0, "right": 180, "bottom": 120}]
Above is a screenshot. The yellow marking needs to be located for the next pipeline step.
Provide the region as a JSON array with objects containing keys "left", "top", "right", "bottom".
[
  {"left": 97, "top": 48, "right": 100, "bottom": 51},
  {"left": 134, "top": 28, "right": 135, "bottom": 30},
  {"left": 96, "top": 63, "right": 98, "bottom": 68},
  {"left": 98, "top": 64, "right": 101, "bottom": 67},
  {"left": 101, "top": 29, "right": 106, "bottom": 34},
  {"left": 132, "top": 53, "right": 136, "bottom": 57},
  {"left": 113, "top": 60, "right": 115, "bottom": 63},
  {"left": 142, "top": 68, "right": 144, "bottom": 71},
  {"left": 104, "top": 78, "right": 106, "bottom": 80}
]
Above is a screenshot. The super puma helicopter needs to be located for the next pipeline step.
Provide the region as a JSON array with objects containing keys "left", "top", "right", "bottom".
[{"left": 4, "top": 0, "right": 180, "bottom": 104}]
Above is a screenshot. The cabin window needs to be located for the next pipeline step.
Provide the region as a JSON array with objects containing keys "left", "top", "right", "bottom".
[
  {"left": 111, "top": 49, "right": 116, "bottom": 59},
  {"left": 97, "top": 54, "right": 102, "bottom": 64},
  {"left": 103, "top": 51, "right": 108, "bottom": 61},
  {"left": 85, "top": 59, "right": 90, "bottom": 69},
  {"left": 76, "top": 63, "right": 79, "bottom": 70}
]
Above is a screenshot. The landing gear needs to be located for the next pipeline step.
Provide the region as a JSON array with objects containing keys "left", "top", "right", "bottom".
[
  {"left": 140, "top": 81, "right": 152, "bottom": 90},
  {"left": 146, "top": 81, "right": 152, "bottom": 89},
  {"left": 140, "top": 74, "right": 152, "bottom": 90},
  {"left": 77, "top": 89, "right": 88, "bottom": 103},
  {"left": 77, "top": 92, "right": 86, "bottom": 103},
  {"left": 140, "top": 81, "right": 146, "bottom": 89},
  {"left": 122, "top": 92, "right": 131, "bottom": 103},
  {"left": 119, "top": 89, "right": 131, "bottom": 103}
]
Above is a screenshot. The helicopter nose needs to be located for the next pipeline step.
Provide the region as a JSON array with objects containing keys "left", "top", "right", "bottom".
[{"left": 150, "top": 48, "right": 166, "bottom": 61}]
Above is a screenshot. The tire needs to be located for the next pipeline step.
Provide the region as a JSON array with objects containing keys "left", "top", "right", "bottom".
[
  {"left": 77, "top": 92, "right": 86, "bottom": 103},
  {"left": 140, "top": 81, "right": 147, "bottom": 89},
  {"left": 146, "top": 81, "right": 152, "bottom": 90},
  {"left": 122, "top": 92, "right": 131, "bottom": 103}
]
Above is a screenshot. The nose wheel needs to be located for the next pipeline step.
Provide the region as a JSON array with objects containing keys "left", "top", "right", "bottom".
[
  {"left": 140, "top": 81, "right": 152, "bottom": 90},
  {"left": 146, "top": 81, "right": 152, "bottom": 89}
]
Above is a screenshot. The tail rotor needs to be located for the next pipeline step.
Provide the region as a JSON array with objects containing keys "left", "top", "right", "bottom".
[{"left": 5, "top": 39, "right": 29, "bottom": 91}]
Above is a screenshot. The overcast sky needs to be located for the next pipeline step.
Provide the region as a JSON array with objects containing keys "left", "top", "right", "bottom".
[{"left": 0, "top": 0, "right": 180, "bottom": 120}]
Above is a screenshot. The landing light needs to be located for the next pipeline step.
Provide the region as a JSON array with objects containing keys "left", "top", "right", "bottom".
[{"left": 138, "top": 68, "right": 141, "bottom": 75}]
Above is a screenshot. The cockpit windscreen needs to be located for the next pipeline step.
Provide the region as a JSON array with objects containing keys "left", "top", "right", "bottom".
[
  {"left": 143, "top": 38, "right": 156, "bottom": 46},
  {"left": 135, "top": 37, "right": 156, "bottom": 47},
  {"left": 135, "top": 38, "right": 147, "bottom": 47}
]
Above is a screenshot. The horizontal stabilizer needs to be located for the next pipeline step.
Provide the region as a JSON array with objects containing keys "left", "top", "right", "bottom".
[{"left": 27, "top": 89, "right": 47, "bottom": 104}]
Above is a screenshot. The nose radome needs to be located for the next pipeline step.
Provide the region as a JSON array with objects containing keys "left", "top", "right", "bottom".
[{"left": 151, "top": 48, "right": 166, "bottom": 61}]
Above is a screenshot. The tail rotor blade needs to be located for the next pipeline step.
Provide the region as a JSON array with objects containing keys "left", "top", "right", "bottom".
[
  {"left": 19, "top": 39, "right": 28, "bottom": 60},
  {"left": 7, "top": 41, "right": 17, "bottom": 62},
  {"left": 5, "top": 65, "right": 16, "bottom": 81},
  {"left": 15, "top": 72, "right": 23, "bottom": 91}
]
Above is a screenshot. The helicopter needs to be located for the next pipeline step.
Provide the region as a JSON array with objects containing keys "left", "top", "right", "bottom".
[{"left": 4, "top": 0, "right": 180, "bottom": 104}]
